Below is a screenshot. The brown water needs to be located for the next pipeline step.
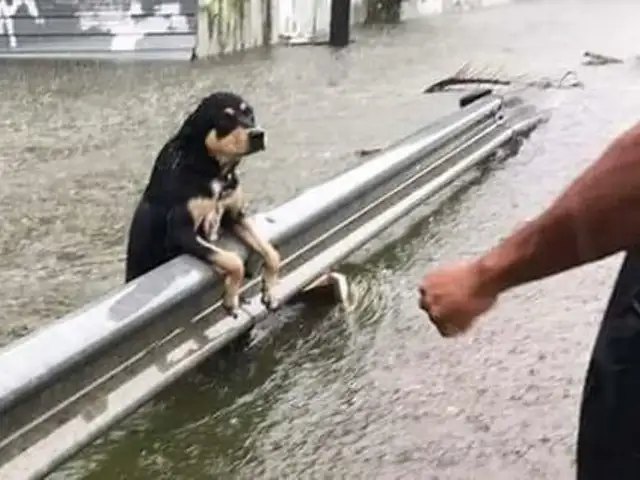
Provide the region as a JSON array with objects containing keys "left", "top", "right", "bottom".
[{"left": 2, "top": 0, "right": 640, "bottom": 478}]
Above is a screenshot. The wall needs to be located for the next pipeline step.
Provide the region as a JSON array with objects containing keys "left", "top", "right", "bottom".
[
  {"left": 276, "top": 0, "right": 512, "bottom": 44},
  {"left": 0, "top": 0, "right": 510, "bottom": 59},
  {"left": 194, "top": 0, "right": 271, "bottom": 58},
  {"left": 0, "top": 0, "right": 197, "bottom": 59},
  {"left": 276, "top": 0, "right": 365, "bottom": 44}
]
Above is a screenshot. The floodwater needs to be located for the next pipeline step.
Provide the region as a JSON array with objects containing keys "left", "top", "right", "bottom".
[{"left": 2, "top": 0, "right": 640, "bottom": 478}]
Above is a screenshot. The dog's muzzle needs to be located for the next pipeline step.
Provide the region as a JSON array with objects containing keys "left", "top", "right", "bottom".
[{"left": 246, "top": 127, "right": 266, "bottom": 155}]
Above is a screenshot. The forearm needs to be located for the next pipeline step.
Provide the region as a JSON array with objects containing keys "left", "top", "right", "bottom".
[{"left": 477, "top": 122, "right": 640, "bottom": 294}]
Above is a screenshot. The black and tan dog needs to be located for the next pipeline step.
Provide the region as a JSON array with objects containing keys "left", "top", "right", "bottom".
[{"left": 124, "top": 91, "right": 281, "bottom": 315}]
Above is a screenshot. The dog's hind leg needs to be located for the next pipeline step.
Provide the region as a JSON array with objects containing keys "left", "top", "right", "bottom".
[
  {"left": 220, "top": 186, "right": 281, "bottom": 310},
  {"left": 169, "top": 203, "right": 245, "bottom": 316},
  {"left": 229, "top": 218, "right": 281, "bottom": 310},
  {"left": 204, "top": 241, "right": 246, "bottom": 315}
]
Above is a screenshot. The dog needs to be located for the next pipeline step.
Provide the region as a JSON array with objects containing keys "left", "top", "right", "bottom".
[{"left": 124, "top": 91, "right": 281, "bottom": 316}]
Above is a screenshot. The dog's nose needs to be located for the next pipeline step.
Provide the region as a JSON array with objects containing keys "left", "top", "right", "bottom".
[{"left": 247, "top": 127, "right": 266, "bottom": 153}]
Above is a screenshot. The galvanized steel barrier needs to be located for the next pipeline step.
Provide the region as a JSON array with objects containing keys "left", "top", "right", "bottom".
[{"left": 0, "top": 93, "right": 547, "bottom": 479}]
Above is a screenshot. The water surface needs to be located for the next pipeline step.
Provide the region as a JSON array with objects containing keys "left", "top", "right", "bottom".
[{"left": 2, "top": 0, "right": 640, "bottom": 478}]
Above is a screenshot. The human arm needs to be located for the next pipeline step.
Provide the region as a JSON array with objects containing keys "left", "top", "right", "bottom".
[
  {"left": 477, "top": 121, "right": 640, "bottom": 294},
  {"left": 419, "top": 121, "right": 640, "bottom": 336}
]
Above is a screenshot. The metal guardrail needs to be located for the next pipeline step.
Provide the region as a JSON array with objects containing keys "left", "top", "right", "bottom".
[{"left": 0, "top": 93, "right": 547, "bottom": 480}]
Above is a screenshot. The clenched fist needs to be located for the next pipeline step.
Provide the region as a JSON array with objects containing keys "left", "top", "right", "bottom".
[{"left": 418, "top": 260, "right": 501, "bottom": 337}]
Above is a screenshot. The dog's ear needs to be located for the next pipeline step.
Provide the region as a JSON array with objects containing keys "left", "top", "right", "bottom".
[
  {"left": 179, "top": 95, "right": 235, "bottom": 144},
  {"left": 177, "top": 92, "right": 256, "bottom": 159}
]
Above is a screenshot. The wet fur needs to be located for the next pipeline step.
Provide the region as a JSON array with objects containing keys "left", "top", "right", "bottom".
[{"left": 125, "top": 91, "right": 281, "bottom": 315}]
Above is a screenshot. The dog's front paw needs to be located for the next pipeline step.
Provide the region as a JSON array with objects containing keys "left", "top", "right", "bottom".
[
  {"left": 260, "top": 286, "right": 278, "bottom": 311},
  {"left": 223, "top": 294, "right": 240, "bottom": 318},
  {"left": 261, "top": 293, "right": 277, "bottom": 311},
  {"left": 223, "top": 304, "right": 239, "bottom": 319}
]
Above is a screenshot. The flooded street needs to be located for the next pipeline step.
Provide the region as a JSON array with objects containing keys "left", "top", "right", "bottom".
[{"left": 2, "top": 0, "right": 640, "bottom": 478}]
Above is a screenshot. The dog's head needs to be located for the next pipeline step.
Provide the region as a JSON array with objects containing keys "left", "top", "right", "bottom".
[{"left": 179, "top": 91, "right": 266, "bottom": 167}]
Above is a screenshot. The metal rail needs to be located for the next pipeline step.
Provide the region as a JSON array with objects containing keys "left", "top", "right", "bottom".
[{"left": 0, "top": 94, "right": 547, "bottom": 480}]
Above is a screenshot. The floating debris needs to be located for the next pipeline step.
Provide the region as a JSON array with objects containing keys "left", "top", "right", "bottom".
[
  {"left": 355, "top": 148, "right": 383, "bottom": 157},
  {"left": 423, "top": 63, "right": 584, "bottom": 93},
  {"left": 583, "top": 51, "right": 624, "bottom": 66}
]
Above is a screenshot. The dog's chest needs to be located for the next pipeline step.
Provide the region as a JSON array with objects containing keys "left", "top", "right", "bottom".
[
  {"left": 202, "top": 206, "right": 223, "bottom": 242},
  {"left": 202, "top": 175, "right": 235, "bottom": 242},
  {"left": 209, "top": 168, "right": 236, "bottom": 197}
]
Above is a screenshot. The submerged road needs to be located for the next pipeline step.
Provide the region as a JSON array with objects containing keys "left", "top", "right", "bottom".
[{"left": 1, "top": 0, "right": 640, "bottom": 478}]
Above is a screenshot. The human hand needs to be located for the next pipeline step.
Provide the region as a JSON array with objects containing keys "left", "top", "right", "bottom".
[{"left": 418, "top": 260, "right": 500, "bottom": 337}]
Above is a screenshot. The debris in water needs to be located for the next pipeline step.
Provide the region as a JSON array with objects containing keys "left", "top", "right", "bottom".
[
  {"left": 423, "top": 63, "right": 584, "bottom": 93},
  {"left": 356, "top": 148, "right": 383, "bottom": 157},
  {"left": 583, "top": 51, "right": 624, "bottom": 66}
]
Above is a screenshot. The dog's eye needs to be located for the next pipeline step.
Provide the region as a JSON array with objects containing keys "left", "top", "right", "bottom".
[{"left": 224, "top": 107, "right": 236, "bottom": 116}]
